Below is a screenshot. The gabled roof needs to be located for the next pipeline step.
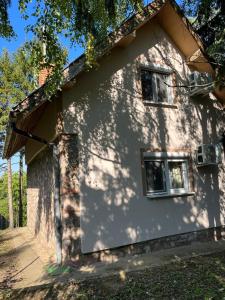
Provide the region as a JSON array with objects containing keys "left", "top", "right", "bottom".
[{"left": 2, "top": 0, "right": 217, "bottom": 159}]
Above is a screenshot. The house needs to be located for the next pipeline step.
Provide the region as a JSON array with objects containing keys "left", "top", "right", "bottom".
[{"left": 3, "top": 0, "right": 225, "bottom": 264}]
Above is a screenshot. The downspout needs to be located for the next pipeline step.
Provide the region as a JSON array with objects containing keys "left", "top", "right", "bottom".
[
  {"left": 11, "top": 122, "right": 62, "bottom": 264},
  {"left": 52, "top": 143, "right": 62, "bottom": 264}
]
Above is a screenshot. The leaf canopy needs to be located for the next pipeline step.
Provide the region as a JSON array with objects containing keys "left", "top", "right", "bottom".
[
  {"left": 182, "top": 0, "right": 225, "bottom": 86},
  {"left": 0, "top": 47, "right": 36, "bottom": 132}
]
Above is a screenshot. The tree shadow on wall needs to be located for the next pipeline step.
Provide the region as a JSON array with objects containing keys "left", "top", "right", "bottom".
[
  {"left": 62, "top": 24, "right": 225, "bottom": 263},
  {"left": 28, "top": 20, "right": 225, "bottom": 265},
  {"left": 27, "top": 148, "right": 55, "bottom": 250}
]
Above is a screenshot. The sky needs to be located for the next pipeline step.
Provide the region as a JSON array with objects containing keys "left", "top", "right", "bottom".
[
  {"left": 0, "top": 0, "right": 183, "bottom": 57},
  {"left": 0, "top": 2, "right": 84, "bottom": 62},
  {"left": 0, "top": 0, "right": 183, "bottom": 175}
]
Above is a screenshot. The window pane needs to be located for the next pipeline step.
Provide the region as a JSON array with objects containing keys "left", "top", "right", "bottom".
[
  {"left": 141, "top": 70, "right": 153, "bottom": 100},
  {"left": 155, "top": 73, "right": 168, "bottom": 103},
  {"left": 145, "top": 161, "right": 166, "bottom": 193},
  {"left": 168, "top": 161, "right": 184, "bottom": 189}
]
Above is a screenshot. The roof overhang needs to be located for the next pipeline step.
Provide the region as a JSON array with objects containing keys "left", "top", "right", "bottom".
[
  {"left": 3, "top": 0, "right": 224, "bottom": 159},
  {"left": 3, "top": 102, "right": 49, "bottom": 159},
  {"left": 156, "top": 1, "right": 214, "bottom": 74},
  {"left": 3, "top": 0, "right": 166, "bottom": 159}
]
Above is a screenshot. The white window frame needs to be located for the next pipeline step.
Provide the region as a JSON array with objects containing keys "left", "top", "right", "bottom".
[
  {"left": 144, "top": 160, "right": 167, "bottom": 194},
  {"left": 140, "top": 64, "right": 174, "bottom": 104},
  {"left": 143, "top": 152, "right": 191, "bottom": 198}
]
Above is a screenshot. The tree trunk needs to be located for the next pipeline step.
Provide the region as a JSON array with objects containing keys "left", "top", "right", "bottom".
[
  {"left": 7, "top": 158, "right": 14, "bottom": 228},
  {"left": 18, "top": 151, "right": 23, "bottom": 227}
]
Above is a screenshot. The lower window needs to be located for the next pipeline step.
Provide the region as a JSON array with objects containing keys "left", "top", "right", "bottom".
[{"left": 143, "top": 152, "right": 190, "bottom": 197}]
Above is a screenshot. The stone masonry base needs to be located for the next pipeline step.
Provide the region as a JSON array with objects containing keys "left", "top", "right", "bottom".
[{"left": 69, "top": 226, "right": 225, "bottom": 266}]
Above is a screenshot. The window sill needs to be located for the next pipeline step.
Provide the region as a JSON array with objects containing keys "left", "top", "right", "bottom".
[
  {"left": 146, "top": 192, "right": 195, "bottom": 200},
  {"left": 143, "top": 101, "right": 178, "bottom": 109}
]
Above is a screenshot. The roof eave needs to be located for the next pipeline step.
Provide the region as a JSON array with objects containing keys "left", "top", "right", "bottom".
[{"left": 3, "top": 0, "right": 219, "bottom": 159}]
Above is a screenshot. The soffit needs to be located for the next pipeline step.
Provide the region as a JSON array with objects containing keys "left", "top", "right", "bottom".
[{"left": 157, "top": 2, "right": 214, "bottom": 74}]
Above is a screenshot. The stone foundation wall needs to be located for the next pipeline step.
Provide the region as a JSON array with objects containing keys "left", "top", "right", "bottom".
[
  {"left": 27, "top": 147, "right": 55, "bottom": 254},
  {"left": 70, "top": 226, "right": 225, "bottom": 266}
]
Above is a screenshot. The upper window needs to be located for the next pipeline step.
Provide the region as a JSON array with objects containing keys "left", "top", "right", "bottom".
[
  {"left": 143, "top": 152, "right": 191, "bottom": 198},
  {"left": 140, "top": 68, "right": 173, "bottom": 104}
]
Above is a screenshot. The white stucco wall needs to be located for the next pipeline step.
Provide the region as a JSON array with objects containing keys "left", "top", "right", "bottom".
[{"left": 62, "top": 19, "right": 225, "bottom": 253}]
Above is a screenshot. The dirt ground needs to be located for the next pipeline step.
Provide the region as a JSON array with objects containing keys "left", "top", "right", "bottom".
[
  {"left": 2, "top": 228, "right": 225, "bottom": 299},
  {"left": 0, "top": 230, "right": 22, "bottom": 289},
  {"left": 2, "top": 251, "right": 225, "bottom": 299},
  {"left": 0, "top": 228, "right": 52, "bottom": 290}
]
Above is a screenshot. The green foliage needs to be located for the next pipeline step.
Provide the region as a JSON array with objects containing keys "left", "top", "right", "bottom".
[
  {"left": 0, "top": 0, "right": 14, "bottom": 38},
  {"left": 0, "top": 0, "right": 144, "bottom": 99},
  {"left": 0, "top": 49, "right": 15, "bottom": 132},
  {"left": 182, "top": 0, "right": 225, "bottom": 86},
  {"left": 0, "top": 1, "right": 224, "bottom": 100},
  {"left": 0, "top": 171, "right": 27, "bottom": 225},
  {"left": 25, "top": 39, "right": 68, "bottom": 98},
  {"left": 0, "top": 173, "right": 8, "bottom": 221},
  {"left": 0, "top": 0, "right": 224, "bottom": 97},
  {"left": 0, "top": 46, "right": 37, "bottom": 132}
]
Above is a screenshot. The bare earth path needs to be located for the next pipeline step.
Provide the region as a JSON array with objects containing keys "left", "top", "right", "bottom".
[
  {"left": 0, "top": 230, "right": 19, "bottom": 289},
  {"left": 1, "top": 228, "right": 225, "bottom": 299},
  {"left": 0, "top": 228, "right": 52, "bottom": 290}
]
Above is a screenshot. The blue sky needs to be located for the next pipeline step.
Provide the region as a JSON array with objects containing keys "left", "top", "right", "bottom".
[
  {"left": 0, "top": 0, "right": 182, "bottom": 175},
  {"left": 0, "top": 2, "right": 84, "bottom": 62}
]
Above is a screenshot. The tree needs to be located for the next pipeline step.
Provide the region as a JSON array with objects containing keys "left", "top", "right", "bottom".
[
  {"left": 0, "top": 0, "right": 14, "bottom": 38},
  {"left": 0, "top": 171, "right": 9, "bottom": 221},
  {"left": 0, "top": 130, "right": 13, "bottom": 228},
  {"left": 0, "top": 48, "right": 36, "bottom": 131},
  {"left": 7, "top": 157, "right": 13, "bottom": 227},
  {"left": 0, "top": 170, "right": 27, "bottom": 226},
  {"left": 18, "top": 149, "right": 24, "bottom": 226},
  {"left": 0, "top": 0, "right": 144, "bottom": 97},
  {"left": 0, "top": 46, "right": 36, "bottom": 227},
  {"left": 0, "top": 1, "right": 224, "bottom": 93},
  {"left": 182, "top": 0, "right": 225, "bottom": 86}
]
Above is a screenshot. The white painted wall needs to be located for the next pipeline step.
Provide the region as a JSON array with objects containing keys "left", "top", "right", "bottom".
[{"left": 62, "top": 19, "right": 225, "bottom": 253}]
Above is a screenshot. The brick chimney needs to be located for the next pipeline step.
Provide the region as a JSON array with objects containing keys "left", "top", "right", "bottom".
[{"left": 38, "top": 67, "right": 51, "bottom": 86}]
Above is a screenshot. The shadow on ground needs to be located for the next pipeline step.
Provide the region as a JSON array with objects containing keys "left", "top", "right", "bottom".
[
  {"left": 3, "top": 250, "right": 225, "bottom": 300},
  {"left": 0, "top": 229, "right": 51, "bottom": 290},
  {"left": 0, "top": 230, "right": 23, "bottom": 289}
]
